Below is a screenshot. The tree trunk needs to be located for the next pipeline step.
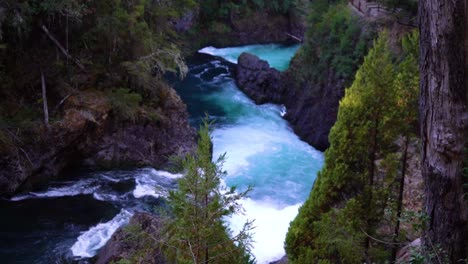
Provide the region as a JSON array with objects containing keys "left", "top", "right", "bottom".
[
  {"left": 41, "top": 70, "right": 50, "bottom": 130},
  {"left": 391, "top": 135, "right": 409, "bottom": 262},
  {"left": 365, "top": 116, "right": 379, "bottom": 262},
  {"left": 419, "top": 0, "right": 468, "bottom": 262}
]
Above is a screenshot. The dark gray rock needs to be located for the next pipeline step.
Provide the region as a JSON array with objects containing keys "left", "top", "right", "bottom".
[
  {"left": 96, "top": 212, "right": 166, "bottom": 264},
  {"left": 89, "top": 88, "right": 196, "bottom": 168},
  {"left": 281, "top": 70, "right": 345, "bottom": 152},
  {"left": 235, "top": 53, "right": 284, "bottom": 105},
  {"left": 234, "top": 53, "right": 345, "bottom": 152}
]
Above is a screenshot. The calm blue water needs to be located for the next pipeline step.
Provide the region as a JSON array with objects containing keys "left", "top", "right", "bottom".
[
  {"left": 175, "top": 45, "right": 323, "bottom": 263},
  {"left": 1, "top": 44, "right": 322, "bottom": 264}
]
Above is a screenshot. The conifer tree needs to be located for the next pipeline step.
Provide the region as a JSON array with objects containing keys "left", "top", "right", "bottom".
[
  {"left": 164, "top": 119, "right": 254, "bottom": 264},
  {"left": 286, "top": 33, "right": 405, "bottom": 263},
  {"left": 389, "top": 30, "right": 419, "bottom": 261}
]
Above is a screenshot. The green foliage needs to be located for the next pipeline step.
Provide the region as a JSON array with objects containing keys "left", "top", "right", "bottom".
[
  {"left": 199, "top": 0, "right": 297, "bottom": 24},
  {"left": 107, "top": 88, "right": 142, "bottom": 121},
  {"left": 0, "top": 0, "right": 191, "bottom": 133},
  {"left": 402, "top": 243, "right": 451, "bottom": 264},
  {"left": 163, "top": 119, "right": 255, "bottom": 264},
  {"left": 399, "top": 210, "right": 429, "bottom": 233},
  {"left": 286, "top": 32, "right": 420, "bottom": 263},
  {"left": 107, "top": 222, "right": 164, "bottom": 264},
  {"left": 293, "top": 2, "right": 374, "bottom": 85},
  {"left": 120, "top": 224, "right": 156, "bottom": 263},
  {"left": 82, "top": 0, "right": 191, "bottom": 65}
]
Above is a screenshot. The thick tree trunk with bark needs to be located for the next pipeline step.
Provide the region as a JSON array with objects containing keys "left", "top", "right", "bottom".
[{"left": 419, "top": 0, "right": 468, "bottom": 262}]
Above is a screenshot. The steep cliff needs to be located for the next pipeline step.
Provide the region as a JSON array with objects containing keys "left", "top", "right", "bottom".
[
  {"left": 0, "top": 1, "right": 198, "bottom": 197},
  {"left": 181, "top": 1, "right": 306, "bottom": 51},
  {"left": 0, "top": 89, "right": 195, "bottom": 197},
  {"left": 235, "top": 51, "right": 351, "bottom": 151},
  {"left": 235, "top": 3, "right": 374, "bottom": 151}
]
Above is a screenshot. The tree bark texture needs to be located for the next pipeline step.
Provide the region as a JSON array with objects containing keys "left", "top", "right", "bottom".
[{"left": 419, "top": 0, "right": 468, "bottom": 262}]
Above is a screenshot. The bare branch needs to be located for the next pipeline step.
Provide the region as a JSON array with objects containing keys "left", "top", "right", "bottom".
[{"left": 41, "top": 25, "right": 85, "bottom": 71}]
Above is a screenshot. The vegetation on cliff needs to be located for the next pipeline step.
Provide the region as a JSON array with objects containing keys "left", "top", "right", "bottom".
[
  {"left": 186, "top": 0, "right": 306, "bottom": 47},
  {"left": 0, "top": 0, "right": 192, "bottom": 128},
  {"left": 276, "top": 0, "right": 375, "bottom": 151},
  {"left": 285, "top": 31, "right": 420, "bottom": 263},
  {"left": 0, "top": 0, "right": 198, "bottom": 195},
  {"left": 291, "top": 0, "right": 374, "bottom": 84}
]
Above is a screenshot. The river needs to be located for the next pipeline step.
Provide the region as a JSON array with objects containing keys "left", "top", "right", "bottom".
[{"left": 0, "top": 43, "right": 323, "bottom": 264}]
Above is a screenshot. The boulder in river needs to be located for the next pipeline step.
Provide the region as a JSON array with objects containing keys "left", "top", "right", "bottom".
[{"left": 235, "top": 52, "right": 284, "bottom": 105}]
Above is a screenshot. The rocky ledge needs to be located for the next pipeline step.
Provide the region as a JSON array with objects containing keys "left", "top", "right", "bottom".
[
  {"left": 96, "top": 212, "right": 166, "bottom": 264},
  {"left": 0, "top": 88, "right": 196, "bottom": 197},
  {"left": 235, "top": 52, "right": 340, "bottom": 151}
]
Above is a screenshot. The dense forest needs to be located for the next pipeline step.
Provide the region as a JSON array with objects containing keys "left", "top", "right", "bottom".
[
  {"left": 285, "top": 0, "right": 466, "bottom": 263},
  {"left": 0, "top": 0, "right": 466, "bottom": 263},
  {"left": 286, "top": 31, "right": 421, "bottom": 263}
]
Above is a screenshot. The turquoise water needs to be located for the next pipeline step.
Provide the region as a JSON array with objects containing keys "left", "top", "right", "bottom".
[
  {"left": 175, "top": 45, "right": 323, "bottom": 263},
  {"left": 199, "top": 44, "right": 300, "bottom": 71},
  {"left": 1, "top": 44, "right": 322, "bottom": 264}
]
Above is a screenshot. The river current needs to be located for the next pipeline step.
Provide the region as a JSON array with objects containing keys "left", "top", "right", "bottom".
[{"left": 0, "top": 44, "right": 323, "bottom": 264}]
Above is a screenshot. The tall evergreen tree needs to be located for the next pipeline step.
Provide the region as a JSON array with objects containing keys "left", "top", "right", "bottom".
[
  {"left": 389, "top": 30, "right": 419, "bottom": 261},
  {"left": 164, "top": 119, "right": 254, "bottom": 264},
  {"left": 286, "top": 33, "right": 419, "bottom": 263}
]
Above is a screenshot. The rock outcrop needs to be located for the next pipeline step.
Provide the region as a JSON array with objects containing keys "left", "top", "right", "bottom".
[
  {"left": 235, "top": 52, "right": 342, "bottom": 151},
  {"left": 235, "top": 53, "right": 284, "bottom": 105},
  {"left": 0, "top": 89, "right": 196, "bottom": 197},
  {"left": 281, "top": 65, "right": 345, "bottom": 152},
  {"left": 96, "top": 212, "right": 166, "bottom": 264}
]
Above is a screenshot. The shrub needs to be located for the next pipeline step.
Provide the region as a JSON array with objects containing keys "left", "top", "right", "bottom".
[{"left": 107, "top": 88, "right": 142, "bottom": 121}]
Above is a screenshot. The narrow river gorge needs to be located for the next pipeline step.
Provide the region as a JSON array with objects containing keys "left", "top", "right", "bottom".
[{"left": 0, "top": 44, "right": 323, "bottom": 264}]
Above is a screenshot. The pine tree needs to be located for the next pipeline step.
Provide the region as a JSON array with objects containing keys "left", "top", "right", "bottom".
[
  {"left": 286, "top": 33, "right": 406, "bottom": 263},
  {"left": 163, "top": 119, "right": 254, "bottom": 264},
  {"left": 389, "top": 30, "right": 419, "bottom": 261}
]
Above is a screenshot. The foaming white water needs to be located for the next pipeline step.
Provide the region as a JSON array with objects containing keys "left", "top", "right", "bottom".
[
  {"left": 280, "top": 105, "right": 287, "bottom": 117},
  {"left": 192, "top": 56, "right": 323, "bottom": 262},
  {"left": 133, "top": 169, "right": 181, "bottom": 198},
  {"left": 10, "top": 180, "right": 99, "bottom": 201},
  {"left": 199, "top": 44, "right": 300, "bottom": 71},
  {"left": 92, "top": 193, "right": 120, "bottom": 202},
  {"left": 71, "top": 209, "right": 133, "bottom": 258},
  {"left": 228, "top": 199, "right": 301, "bottom": 264}
]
